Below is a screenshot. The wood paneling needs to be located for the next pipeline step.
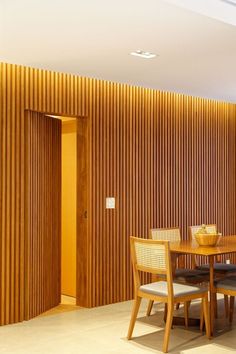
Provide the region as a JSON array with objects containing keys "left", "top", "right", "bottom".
[
  {"left": 25, "top": 111, "right": 61, "bottom": 319},
  {"left": 77, "top": 117, "right": 90, "bottom": 307},
  {"left": 1, "top": 62, "right": 236, "bottom": 324},
  {"left": 0, "top": 64, "right": 26, "bottom": 325},
  {"left": 0, "top": 63, "right": 90, "bottom": 324},
  {"left": 90, "top": 89, "right": 236, "bottom": 306}
]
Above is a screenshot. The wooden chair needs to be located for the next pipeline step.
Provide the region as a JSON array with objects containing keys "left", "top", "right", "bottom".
[
  {"left": 190, "top": 224, "right": 236, "bottom": 317},
  {"left": 127, "top": 237, "right": 210, "bottom": 353},
  {"left": 147, "top": 228, "right": 209, "bottom": 322},
  {"left": 214, "top": 276, "right": 236, "bottom": 323}
]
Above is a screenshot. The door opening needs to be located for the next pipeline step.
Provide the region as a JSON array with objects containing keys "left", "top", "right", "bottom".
[
  {"left": 25, "top": 111, "right": 89, "bottom": 320},
  {"left": 61, "top": 117, "right": 77, "bottom": 305},
  {"left": 48, "top": 115, "right": 78, "bottom": 306}
]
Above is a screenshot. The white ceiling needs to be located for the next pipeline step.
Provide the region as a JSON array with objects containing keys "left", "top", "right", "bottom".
[
  {"left": 1, "top": 0, "right": 236, "bottom": 103},
  {"left": 166, "top": 0, "right": 236, "bottom": 27}
]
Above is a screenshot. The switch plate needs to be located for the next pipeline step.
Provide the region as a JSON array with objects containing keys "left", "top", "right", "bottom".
[{"left": 106, "top": 197, "right": 115, "bottom": 209}]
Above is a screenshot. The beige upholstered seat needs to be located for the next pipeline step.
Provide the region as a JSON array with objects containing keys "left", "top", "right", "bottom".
[
  {"left": 215, "top": 277, "right": 236, "bottom": 291},
  {"left": 127, "top": 237, "right": 210, "bottom": 353},
  {"left": 140, "top": 281, "right": 208, "bottom": 297},
  {"left": 214, "top": 276, "right": 236, "bottom": 322},
  {"left": 200, "top": 263, "right": 236, "bottom": 271}
]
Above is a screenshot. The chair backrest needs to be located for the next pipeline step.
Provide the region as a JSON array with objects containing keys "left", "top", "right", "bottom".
[
  {"left": 189, "top": 224, "right": 217, "bottom": 240},
  {"left": 130, "top": 237, "right": 173, "bottom": 297},
  {"left": 150, "top": 227, "right": 181, "bottom": 243}
]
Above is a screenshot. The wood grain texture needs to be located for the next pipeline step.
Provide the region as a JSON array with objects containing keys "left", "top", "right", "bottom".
[
  {"left": 1, "top": 62, "right": 236, "bottom": 324},
  {"left": 0, "top": 63, "right": 89, "bottom": 324},
  {"left": 170, "top": 237, "right": 236, "bottom": 256},
  {"left": 0, "top": 64, "right": 26, "bottom": 325},
  {"left": 76, "top": 117, "right": 90, "bottom": 307},
  {"left": 25, "top": 111, "right": 61, "bottom": 320}
]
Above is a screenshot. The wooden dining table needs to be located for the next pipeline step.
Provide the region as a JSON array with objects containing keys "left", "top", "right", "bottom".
[{"left": 170, "top": 236, "right": 236, "bottom": 335}]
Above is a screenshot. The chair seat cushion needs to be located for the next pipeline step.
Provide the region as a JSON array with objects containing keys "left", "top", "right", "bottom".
[
  {"left": 175, "top": 269, "right": 209, "bottom": 277},
  {"left": 139, "top": 281, "right": 207, "bottom": 298},
  {"left": 215, "top": 276, "right": 236, "bottom": 291},
  {"left": 175, "top": 269, "right": 209, "bottom": 283},
  {"left": 156, "top": 268, "right": 208, "bottom": 278},
  {"left": 198, "top": 263, "right": 236, "bottom": 272},
  {"left": 154, "top": 269, "right": 209, "bottom": 283}
]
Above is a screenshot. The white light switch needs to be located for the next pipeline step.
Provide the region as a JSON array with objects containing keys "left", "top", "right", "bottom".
[{"left": 106, "top": 197, "right": 115, "bottom": 209}]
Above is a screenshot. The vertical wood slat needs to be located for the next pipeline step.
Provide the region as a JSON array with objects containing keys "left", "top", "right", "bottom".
[
  {"left": 76, "top": 117, "right": 90, "bottom": 307},
  {"left": 25, "top": 111, "right": 61, "bottom": 320},
  {"left": 1, "top": 62, "right": 236, "bottom": 324}
]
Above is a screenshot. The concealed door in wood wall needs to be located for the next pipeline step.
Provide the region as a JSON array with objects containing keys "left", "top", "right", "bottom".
[{"left": 25, "top": 111, "right": 61, "bottom": 320}]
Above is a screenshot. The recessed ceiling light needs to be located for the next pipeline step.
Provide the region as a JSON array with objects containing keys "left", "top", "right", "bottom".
[{"left": 130, "top": 50, "right": 157, "bottom": 59}]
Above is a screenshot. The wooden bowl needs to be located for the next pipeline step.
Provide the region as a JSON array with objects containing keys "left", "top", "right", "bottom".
[{"left": 194, "top": 233, "right": 221, "bottom": 247}]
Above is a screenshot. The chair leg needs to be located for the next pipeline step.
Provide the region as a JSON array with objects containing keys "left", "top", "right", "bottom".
[
  {"left": 200, "top": 301, "right": 204, "bottom": 332},
  {"left": 229, "top": 296, "right": 235, "bottom": 323},
  {"left": 164, "top": 303, "right": 168, "bottom": 322},
  {"left": 163, "top": 303, "right": 174, "bottom": 353},
  {"left": 202, "top": 296, "right": 211, "bottom": 339},
  {"left": 146, "top": 300, "right": 154, "bottom": 316},
  {"left": 184, "top": 302, "right": 189, "bottom": 328},
  {"left": 224, "top": 295, "right": 229, "bottom": 318},
  {"left": 214, "top": 292, "right": 218, "bottom": 318},
  {"left": 127, "top": 296, "right": 142, "bottom": 340}
]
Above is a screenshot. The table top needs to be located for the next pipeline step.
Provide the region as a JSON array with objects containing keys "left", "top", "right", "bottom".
[{"left": 170, "top": 235, "right": 236, "bottom": 256}]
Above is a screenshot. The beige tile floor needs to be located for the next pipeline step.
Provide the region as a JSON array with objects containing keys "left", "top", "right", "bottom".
[
  {"left": 39, "top": 296, "right": 78, "bottom": 317},
  {"left": 0, "top": 297, "right": 235, "bottom": 353}
]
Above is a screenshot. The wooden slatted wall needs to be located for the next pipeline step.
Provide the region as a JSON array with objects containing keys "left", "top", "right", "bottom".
[
  {"left": 0, "top": 63, "right": 88, "bottom": 325},
  {"left": 1, "top": 62, "right": 236, "bottom": 322},
  {"left": 90, "top": 85, "right": 236, "bottom": 305},
  {"left": 0, "top": 64, "right": 26, "bottom": 325},
  {"left": 25, "top": 111, "right": 61, "bottom": 319}
]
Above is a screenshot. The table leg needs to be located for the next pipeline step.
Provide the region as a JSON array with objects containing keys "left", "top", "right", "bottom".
[
  {"left": 171, "top": 254, "right": 178, "bottom": 275},
  {"left": 209, "top": 256, "right": 215, "bottom": 335}
]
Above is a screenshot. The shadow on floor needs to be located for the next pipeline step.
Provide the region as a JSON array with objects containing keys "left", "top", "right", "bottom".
[{"left": 128, "top": 298, "right": 236, "bottom": 353}]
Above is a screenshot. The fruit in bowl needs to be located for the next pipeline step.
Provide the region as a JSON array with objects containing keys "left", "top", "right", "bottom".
[{"left": 194, "top": 225, "right": 222, "bottom": 246}]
